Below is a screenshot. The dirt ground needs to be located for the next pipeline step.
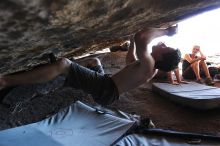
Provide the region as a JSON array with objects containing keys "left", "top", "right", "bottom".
[{"left": 1, "top": 51, "right": 220, "bottom": 137}]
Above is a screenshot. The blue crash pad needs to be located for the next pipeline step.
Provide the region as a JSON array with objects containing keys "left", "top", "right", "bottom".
[
  {"left": 0, "top": 101, "right": 135, "bottom": 146},
  {"left": 152, "top": 82, "right": 220, "bottom": 110}
]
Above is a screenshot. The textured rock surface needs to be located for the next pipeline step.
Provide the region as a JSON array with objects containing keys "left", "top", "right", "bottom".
[{"left": 1, "top": 0, "right": 220, "bottom": 74}]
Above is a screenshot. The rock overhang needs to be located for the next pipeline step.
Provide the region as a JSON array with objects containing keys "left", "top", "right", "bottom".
[{"left": 0, "top": 0, "right": 220, "bottom": 74}]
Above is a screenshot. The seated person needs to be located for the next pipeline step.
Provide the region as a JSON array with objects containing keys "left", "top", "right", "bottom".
[
  {"left": 182, "top": 45, "right": 214, "bottom": 85},
  {"left": 0, "top": 26, "right": 181, "bottom": 106}
]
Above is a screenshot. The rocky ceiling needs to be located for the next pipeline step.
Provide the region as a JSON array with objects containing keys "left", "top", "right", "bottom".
[{"left": 0, "top": 0, "right": 220, "bottom": 74}]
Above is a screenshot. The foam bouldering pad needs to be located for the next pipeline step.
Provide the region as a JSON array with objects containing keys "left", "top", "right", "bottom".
[
  {"left": 152, "top": 82, "right": 220, "bottom": 110},
  {"left": 0, "top": 101, "right": 135, "bottom": 146},
  {"left": 113, "top": 133, "right": 220, "bottom": 146}
]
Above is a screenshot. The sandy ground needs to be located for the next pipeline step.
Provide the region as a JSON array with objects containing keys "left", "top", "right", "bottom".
[{"left": 0, "top": 51, "right": 220, "bottom": 137}]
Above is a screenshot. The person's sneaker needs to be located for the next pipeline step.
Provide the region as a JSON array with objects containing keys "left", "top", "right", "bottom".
[
  {"left": 205, "top": 77, "right": 215, "bottom": 86},
  {"left": 196, "top": 79, "right": 204, "bottom": 84}
]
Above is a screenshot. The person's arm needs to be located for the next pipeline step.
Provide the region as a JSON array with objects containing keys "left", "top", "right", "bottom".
[
  {"left": 174, "top": 68, "right": 181, "bottom": 83},
  {"left": 112, "top": 25, "right": 178, "bottom": 94},
  {"left": 167, "top": 71, "right": 177, "bottom": 85},
  {"left": 137, "top": 25, "right": 177, "bottom": 46},
  {"left": 184, "top": 54, "right": 203, "bottom": 64},
  {"left": 198, "top": 48, "right": 206, "bottom": 60},
  {"left": 173, "top": 68, "right": 188, "bottom": 84},
  {"left": 126, "top": 36, "right": 137, "bottom": 65},
  {"left": 166, "top": 68, "right": 188, "bottom": 85}
]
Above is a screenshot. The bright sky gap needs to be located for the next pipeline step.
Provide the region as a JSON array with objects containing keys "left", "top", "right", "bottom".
[{"left": 149, "top": 8, "right": 220, "bottom": 59}]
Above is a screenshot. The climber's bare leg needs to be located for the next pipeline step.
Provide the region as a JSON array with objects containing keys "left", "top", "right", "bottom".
[{"left": 0, "top": 58, "right": 72, "bottom": 90}]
